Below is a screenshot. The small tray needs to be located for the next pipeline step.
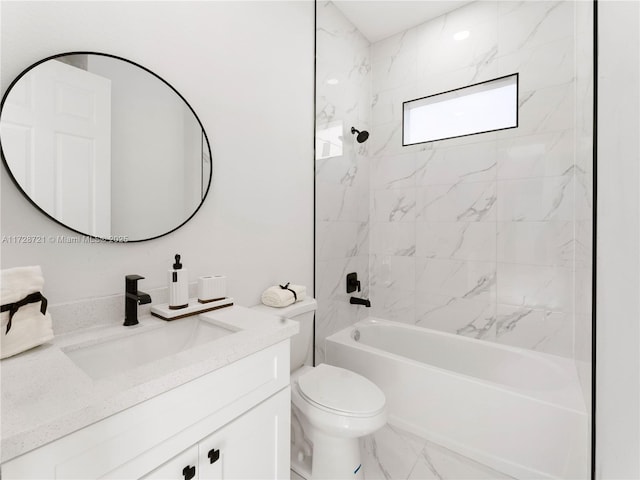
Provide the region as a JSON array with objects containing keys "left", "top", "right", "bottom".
[{"left": 150, "top": 297, "right": 234, "bottom": 321}]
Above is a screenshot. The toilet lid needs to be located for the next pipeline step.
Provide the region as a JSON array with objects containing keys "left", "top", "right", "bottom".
[{"left": 297, "top": 364, "right": 385, "bottom": 416}]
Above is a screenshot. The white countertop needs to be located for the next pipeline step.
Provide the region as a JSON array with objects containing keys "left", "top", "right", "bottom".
[{"left": 0, "top": 305, "right": 298, "bottom": 463}]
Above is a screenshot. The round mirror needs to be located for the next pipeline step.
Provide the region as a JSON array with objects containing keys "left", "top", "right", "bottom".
[{"left": 0, "top": 52, "right": 212, "bottom": 242}]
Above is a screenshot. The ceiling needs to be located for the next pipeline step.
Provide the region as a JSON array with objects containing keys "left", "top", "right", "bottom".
[{"left": 332, "top": 1, "right": 471, "bottom": 43}]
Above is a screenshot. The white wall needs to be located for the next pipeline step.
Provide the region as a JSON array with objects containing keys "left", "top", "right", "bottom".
[
  {"left": 596, "top": 2, "right": 640, "bottom": 478},
  {"left": 0, "top": 1, "right": 314, "bottom": 307}
]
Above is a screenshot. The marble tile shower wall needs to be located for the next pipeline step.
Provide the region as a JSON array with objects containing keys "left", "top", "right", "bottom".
[
  {"left": 573, "top": 0, "right": 594, "bottom": 406},
  {"left": 368, "top": 1, "right": 592, "bottom": 358},
  {"left": 315, "top": 1, "right": 371, "bottom": 363}
]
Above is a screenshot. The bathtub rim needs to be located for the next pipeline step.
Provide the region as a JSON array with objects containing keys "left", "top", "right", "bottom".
[{"left": 326, "top": 317, "right": 587, "bottom": 415}]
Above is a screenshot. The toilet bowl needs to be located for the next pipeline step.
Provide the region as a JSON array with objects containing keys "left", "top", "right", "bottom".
[
  {"left": 251, "top": 298, "right": 386, "bottom": 480},
  {"left": 292, "top": 364, "right": 386, "bottom": 479}
]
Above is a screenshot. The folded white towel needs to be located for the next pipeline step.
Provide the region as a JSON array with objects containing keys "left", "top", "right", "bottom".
[
  {"left": 1, "top": 266, "right": 54, "bottom": 359},
  {"left": 261, "top": 283, "right": 307, "bottom": 308}
]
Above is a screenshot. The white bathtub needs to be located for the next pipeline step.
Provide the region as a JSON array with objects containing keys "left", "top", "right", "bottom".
[{"left": 325, "top": 318, "right": 589, "bottom": 480}]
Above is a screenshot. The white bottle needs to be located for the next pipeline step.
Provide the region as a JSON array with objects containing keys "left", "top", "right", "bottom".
[{"left": 168, "top": 254, "right": 189, "bottom": 309}]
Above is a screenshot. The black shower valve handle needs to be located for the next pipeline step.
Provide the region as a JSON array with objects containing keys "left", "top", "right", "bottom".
[{"left": 346, "top": 272, "right": 361, "bottom": 293}]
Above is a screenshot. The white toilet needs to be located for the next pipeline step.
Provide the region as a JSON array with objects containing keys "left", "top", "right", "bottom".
[{"left": 252, "top": 298, "right": 386, "bottom": 480}]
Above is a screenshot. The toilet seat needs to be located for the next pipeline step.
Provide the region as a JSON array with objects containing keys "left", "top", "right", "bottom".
[{"left": 296, "top": 364, "right": 385, "bottom": 417}]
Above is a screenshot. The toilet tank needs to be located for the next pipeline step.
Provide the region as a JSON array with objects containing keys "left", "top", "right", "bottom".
[{"left": 251, "top": 298, "right": 317, "bottom": 371}]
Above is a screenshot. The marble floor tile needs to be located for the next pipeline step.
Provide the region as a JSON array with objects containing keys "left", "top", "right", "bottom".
[
  {"left": 360, "top": 424, "right": 426, "bottom": 480},
  {"left": 360, "top": 424, "right": 513, "bottom": 480},
  {"left": 408, "top": 440, "right": 515, "bottom": 480}
]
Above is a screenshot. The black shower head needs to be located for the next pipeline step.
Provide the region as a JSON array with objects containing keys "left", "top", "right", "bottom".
[{"left": 351, "top": 127, "right": 369, "bottom": 144}]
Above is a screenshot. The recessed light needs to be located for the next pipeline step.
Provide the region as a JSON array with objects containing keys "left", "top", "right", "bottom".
[
  {"left": 453, "top": 30, "right": 470, "bottom": 41},
  {"left": 327, "top": 78, "right": 339, "bottom": 85}
]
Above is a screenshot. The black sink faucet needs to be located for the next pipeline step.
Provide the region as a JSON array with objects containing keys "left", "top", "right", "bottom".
[{"left": 124, "top": 275, "right": 152, "bottom": 326}]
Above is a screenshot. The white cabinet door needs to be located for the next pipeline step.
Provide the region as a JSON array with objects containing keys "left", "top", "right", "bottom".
[
  {"left": 141, "top": 445, "right": 199, "bottom": 480},
  {"left": 198, "top": 388, "right": 290, "bottom": 480}
]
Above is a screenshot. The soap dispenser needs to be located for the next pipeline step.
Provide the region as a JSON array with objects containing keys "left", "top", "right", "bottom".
[{"left": 168, "top": 254, "right": 189, "bottom": 309}]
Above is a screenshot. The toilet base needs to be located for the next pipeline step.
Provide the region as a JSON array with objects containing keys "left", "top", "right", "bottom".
[
  {"left": 291, "top": 405, "right": 313, "bottom": 478},
  {"left": 310, "top": 431, "right": 364, "bottom": 480}
]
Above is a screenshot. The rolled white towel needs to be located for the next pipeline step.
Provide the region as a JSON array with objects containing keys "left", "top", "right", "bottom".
[
  {"left": 261, "top": 283, "right": 307, "bottom": 308},
  {"left": 1, "top": 266, "right": 54, "bottom": 359}
]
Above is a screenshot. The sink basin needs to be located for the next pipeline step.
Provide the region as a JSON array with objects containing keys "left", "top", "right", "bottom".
[{"left": 63, "top": 317, "right": 238, "bottom": 379}]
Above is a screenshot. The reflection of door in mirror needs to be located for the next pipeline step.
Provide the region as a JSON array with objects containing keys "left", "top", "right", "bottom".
[
  {"left": 1, "top": 60, "right": 111, "bottom": 237},
  {"left": 1, "top": 53, "right": 213, "bottom": 241}
]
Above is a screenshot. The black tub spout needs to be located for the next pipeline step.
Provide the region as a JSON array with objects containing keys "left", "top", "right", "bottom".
[{"left": 350, "top": 297, "right": 371, "bottom": 308}]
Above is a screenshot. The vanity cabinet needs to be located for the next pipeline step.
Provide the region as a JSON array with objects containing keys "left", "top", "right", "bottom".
[
  {"left": 144, "top": 389, "right": 289, "bottom": 480},
  {"left": 1, "top": 341, "right": 290, "bottom": 480}
]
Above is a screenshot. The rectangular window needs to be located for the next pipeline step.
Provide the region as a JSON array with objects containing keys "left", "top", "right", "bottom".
[{"left": 403, "top": 73, "right": 518, "bottom": 145}]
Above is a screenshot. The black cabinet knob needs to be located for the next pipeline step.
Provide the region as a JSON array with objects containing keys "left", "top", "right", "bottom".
[
  {"left": 208, "top": 448, "right": 220, "bottom": 464},
  {"left": 182, "top": 465, "right": 196, "bottom": 480}
]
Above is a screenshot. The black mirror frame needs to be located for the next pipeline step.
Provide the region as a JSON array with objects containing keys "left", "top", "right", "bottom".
[{"left": 0, "top": 51, "right": 213, "bottom": 243}]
